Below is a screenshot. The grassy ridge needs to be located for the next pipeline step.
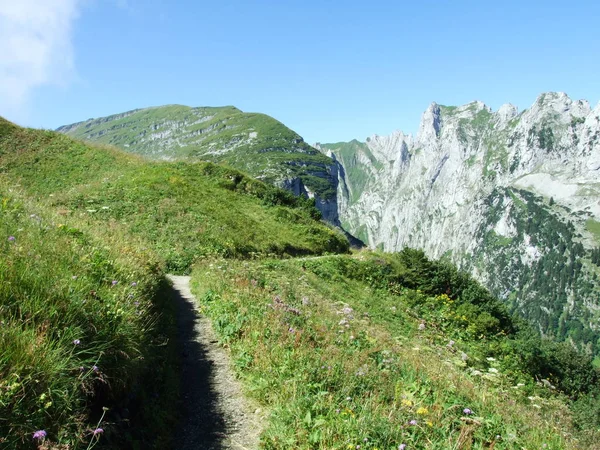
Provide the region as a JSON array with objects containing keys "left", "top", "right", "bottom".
[
  {"left": 0, "top": 118, "right": 349, "bottom": 272},
  {"left": 56, "top": 105, "right": 338, "bottom": 199},
  {"left": 191, "top": 251, "right": 599, "bottom": 449}
]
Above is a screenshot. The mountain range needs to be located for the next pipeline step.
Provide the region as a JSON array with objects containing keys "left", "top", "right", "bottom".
[{"left": 58, "top": 92, "right": 600, "bottom": 357}]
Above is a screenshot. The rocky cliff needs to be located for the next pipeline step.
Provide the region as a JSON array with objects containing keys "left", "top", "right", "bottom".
[
  {"left": 320, "top": 92, "right": 600, "bottom": 355},
  {"left": 58, "top": 105, "right": 340, "bottom": 223}
]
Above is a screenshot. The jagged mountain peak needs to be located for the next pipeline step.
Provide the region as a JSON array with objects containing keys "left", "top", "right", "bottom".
[{"left": 321, "top": 92, "right": 600, "bottom": 356}]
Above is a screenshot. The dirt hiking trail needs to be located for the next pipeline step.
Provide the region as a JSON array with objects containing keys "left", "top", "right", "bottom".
[{"left": 168, "top": 275, "right": 264, "bottom": 450}]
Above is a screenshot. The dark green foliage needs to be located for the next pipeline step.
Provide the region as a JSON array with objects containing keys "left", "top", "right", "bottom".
[
  {"left": 475, "top": 188, "right": 600, "bottom": 354},
  {"left": 527, "top": 124, "right": 555, "bottom": 151},
  {"left": 591, "top": 247, "right": 600, "bottom": 266}
]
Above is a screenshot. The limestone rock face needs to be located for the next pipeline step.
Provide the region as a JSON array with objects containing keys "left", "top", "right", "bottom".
[{"left": 321, "top": 92, "right": 600, "bottom": 353}]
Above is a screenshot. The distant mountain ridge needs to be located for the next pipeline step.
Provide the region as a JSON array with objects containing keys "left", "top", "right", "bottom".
[
  {"left": 319, "top": 92, "right": 600, "bottom": 356},
  {"left": 57, "top": 105, "right": 341, "bottom": 223}
]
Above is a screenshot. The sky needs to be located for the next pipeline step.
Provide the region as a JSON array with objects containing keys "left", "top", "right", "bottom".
[{"left": 1, "top": 0, "right": 599, "bottom": 143}]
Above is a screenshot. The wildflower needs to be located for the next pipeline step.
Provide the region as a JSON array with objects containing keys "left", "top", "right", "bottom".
[
  {"left": 418, "top": 323, "right": 426, "bottom": 330},
  {"left": 7, "top": 236, "right": 15, "bottom": 242},
  {"left": 33, "top": 430, "right": 47, "bottom": 440},
  {"left": 416, "top": 407, "right": 428, "bottom": 415},
  {"left": 92, "top": 365, "right": 99, "bottom": 373},
  {"left": 463, "top": 408, "right": 473, "bottom": 415},
  {"left": 408, "top": 419, "right": 417, "bottom": 426},
  {"left": 111, "top": 280, "right": 118, "bottom": 286},
  {"left": 401, "top": 399, "right": 413, "bottom": 407},
  {"left": 72, "top": 275, "right": 78, "bottom": 280},
  {"left": 131, "top": 282, "right": 137, "bottom": 287},
  {"left": 399, "top": 445, "right": 407, "bottom": 450},
  {"left": 73, "top": 339, "right": 81, "bottom": 345},
  {"left": 346, "top": 396, "right": 352, "bottom": 401},
  {"left": 92, "top": 428, "right": 104, "bottom": 436},
  {"left": 80, "top": 366, "right": 85, "bottom": 371},
  {"left": 447, "top": 340, "right": 455, "bottom": 347}
]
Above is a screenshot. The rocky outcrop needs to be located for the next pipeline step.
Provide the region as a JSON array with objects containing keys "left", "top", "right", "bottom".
[{"left": 321, "top": 92, "right": 600, "bottom": 353}]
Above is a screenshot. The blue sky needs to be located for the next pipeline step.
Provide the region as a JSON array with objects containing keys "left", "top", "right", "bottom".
[{"left": 1, "top": 0, "right": 599, "bottom": 143}]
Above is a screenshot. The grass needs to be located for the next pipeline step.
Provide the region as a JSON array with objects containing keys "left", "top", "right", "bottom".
[
  {"left": 191, "top": 251, "right": 598, "bottom": 449},
  {"left": 0, "top": 187, "right": 179, "bottom": 448},
  {"left": 586, "top": 218, "right": 600, "bottom": 243}
]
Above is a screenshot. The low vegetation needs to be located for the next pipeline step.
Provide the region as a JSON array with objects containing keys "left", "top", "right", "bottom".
[{"left": 192, "top": 250, "right": 600, "bottom": 449}]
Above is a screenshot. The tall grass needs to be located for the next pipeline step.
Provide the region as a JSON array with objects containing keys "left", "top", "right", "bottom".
[{"left": 0, "top": 189, "right": 177, "bottom": 448}]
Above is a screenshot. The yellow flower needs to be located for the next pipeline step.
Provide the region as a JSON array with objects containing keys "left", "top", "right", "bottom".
[
  {"left": 426, "top": 420, "right": 433, "bottom": 427},
  {"left": 401, "top": 399, "right": 413, "bottom": 407},
  {"left": 417, "top": 407, "right": 429, "bottom": 415}
]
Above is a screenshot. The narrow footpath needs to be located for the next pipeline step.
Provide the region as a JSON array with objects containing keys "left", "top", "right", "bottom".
[{"left": 168, "top": 275, "right": 263, "bottom": 450}]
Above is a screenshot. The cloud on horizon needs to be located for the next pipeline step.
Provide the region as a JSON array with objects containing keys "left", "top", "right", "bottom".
[{"left": 0, "top": 0, "right": 81, "bottom": 118}]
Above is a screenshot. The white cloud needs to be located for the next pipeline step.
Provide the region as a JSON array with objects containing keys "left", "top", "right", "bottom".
[{"left": 0, "top": 0, "right": 81, "bottom": 117}]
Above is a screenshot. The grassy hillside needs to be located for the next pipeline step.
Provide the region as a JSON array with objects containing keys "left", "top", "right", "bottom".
[
  {"left": 56, "top": 105, "right": 338, "bottom": 199},
  {"left": 0, "top": 118, "right": 348, "bottom": 273},
  {"left": 0, "top": 117, "right": 348, "bottom": 449},
  {"left": 192, "top": 250, "right": 600, "bottom": 449},
  {"left": 3, "top": 116, "right": 599, "bottom": 449}
]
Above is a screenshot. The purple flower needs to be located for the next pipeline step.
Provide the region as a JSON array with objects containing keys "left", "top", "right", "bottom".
[
  {"left": 399, "top": 445, "right": 407, "bottom": 450},
  {"left": 409, "top": 419, "right": 417, "bottom": 426},
  {"left": 463, "top": 408, "right": 473, "bottom": 415},
  {"left": 7, "top": 236, "right": 15, "bottom": 242},
  {"left": 92, "top": 428, "right": 104, "bottom": 436},
  {"left": 73, "top": 339, "right": 81, "bottom": 345},
  {"left": 131, "top": 282, "right": 137, "bottom": 287},
  {"left": 32, "top": 430, "right": 47, "bottom": 440},
  {"left": 92, "top": 365, "right": 99, "bottom": 373},
  {"left": 111, "top": 280, "right": 118, "bottom": 286}
]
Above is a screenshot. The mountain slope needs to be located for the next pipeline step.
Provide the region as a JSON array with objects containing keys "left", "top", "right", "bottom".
[
  {"left": 0, "top": 117, "right": 348, "bottom": 273},
  {"left": 57, "top": 105, "right": 341, "bottom": 223},
  {"left": 319, "top": 92, "right": 600, "bottom": 356}
]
